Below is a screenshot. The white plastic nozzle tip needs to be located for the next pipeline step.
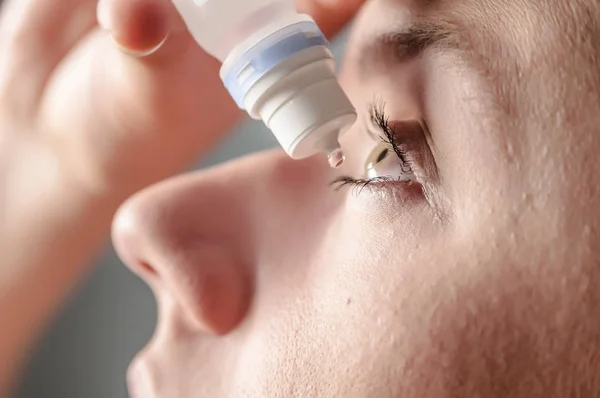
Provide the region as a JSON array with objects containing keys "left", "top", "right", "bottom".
[{"left": 327, "top": 147, "right": 345, "bottom": 168}]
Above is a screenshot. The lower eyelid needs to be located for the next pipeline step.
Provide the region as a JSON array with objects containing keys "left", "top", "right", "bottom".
[{"left": 331, "top": 176, "right": 424, "bottom": 199}]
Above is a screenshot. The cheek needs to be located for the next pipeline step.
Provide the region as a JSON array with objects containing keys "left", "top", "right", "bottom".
[
  {"left": 310, "top": 211, "right": 439, "bottom": 338},
  {"left": 230, "top": 213, "right": 443, "bottom": 394},
  {"left": 242, "top": 208, "right": 465, "bottom": 394},
  {"left": 310, "top": 208, "right": 438, "bottom": 298}
]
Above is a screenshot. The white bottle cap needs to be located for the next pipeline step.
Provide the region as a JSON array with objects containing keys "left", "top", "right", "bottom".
[
  {"left": 220, "top": 19, "right": 357, "bottom": 166},
  {"left": 248, "top": 57, "right": 356, "bottom": 161}
]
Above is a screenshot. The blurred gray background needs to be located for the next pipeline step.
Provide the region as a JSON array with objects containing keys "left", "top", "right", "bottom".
[{"left": 16, "top": 34, "right": 348, "bottom": 398}]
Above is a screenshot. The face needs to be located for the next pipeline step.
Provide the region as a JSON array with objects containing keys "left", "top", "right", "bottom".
[{"left": 112, "top": 0, "right": 600, "bottom": 396}]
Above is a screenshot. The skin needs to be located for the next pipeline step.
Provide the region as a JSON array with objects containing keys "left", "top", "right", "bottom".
[
  {"left": 2, "top": 0, "right": 600, "bottom": 397},
  {"left": 116, "top": 0, "right": 600, "bottom": 396},
  {"left": 0, "top": 0, "right": 362, "bottom": 394}
]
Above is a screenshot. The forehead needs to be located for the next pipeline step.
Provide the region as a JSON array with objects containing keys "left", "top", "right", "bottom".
[
  {"left": 352, "top": 0, "right": 600, "bottom": 113},
  {"left": 360, "top": 0, "right": 598, "bottom": 56}
]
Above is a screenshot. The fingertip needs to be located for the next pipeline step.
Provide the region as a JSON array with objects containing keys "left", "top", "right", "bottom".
[
  {"left": 296, "top": 0, "right": 365, "bottom": 38},
  {"left": 111, "top": 34, "right": 170, "bottom": 58},
  {"left": 98, "top": 0, "right": 170, "bottom": 56}
]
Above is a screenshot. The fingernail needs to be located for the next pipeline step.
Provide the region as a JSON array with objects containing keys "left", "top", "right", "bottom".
[
  {"left": 112, "top": 34, "right": 169, "bottom": 58},
  {"left": 97, "top": 0, "right": 113, "bottom": 31}
]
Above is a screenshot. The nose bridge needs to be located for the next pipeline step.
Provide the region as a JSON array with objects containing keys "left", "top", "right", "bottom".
[
  {"left": 112, "top": 150, "right": 326, "bottom": 335},
  {"left": 194, "top": 150, "right": 335, "bottom": 245}
]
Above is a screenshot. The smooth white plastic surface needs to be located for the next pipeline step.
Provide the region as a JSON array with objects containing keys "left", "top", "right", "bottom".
[
  {"left": 172, "top": 0, "right": 297, "bottom": 61},
  {"left": 172, "top": 0, "right": 357, "bottom": 166}
]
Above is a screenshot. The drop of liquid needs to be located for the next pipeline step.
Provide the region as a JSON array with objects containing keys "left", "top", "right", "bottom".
[{"left": 327, "top": 148, "right": 345, "bottom": 168}]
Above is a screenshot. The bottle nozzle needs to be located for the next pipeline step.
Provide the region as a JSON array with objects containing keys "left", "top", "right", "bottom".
[{"left": 327, "top": 147, "right": 345, "bottom": 168}]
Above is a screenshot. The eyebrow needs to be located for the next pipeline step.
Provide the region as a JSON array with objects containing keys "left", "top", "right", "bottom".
[{"left": 358, "top": 17, "right": 464, "bottom": 76}]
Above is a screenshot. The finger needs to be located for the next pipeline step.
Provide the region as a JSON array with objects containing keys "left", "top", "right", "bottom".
[
  {"left": 0, "top": 0, "right": 97, "bottom": 55},
  {"left": 0, "top": 0, "right": 97, "bottom": 116},
  {"left": 296, "top": 0, "right": 366, "bottom": 39},
  {"left": 39, "top": 0, "right": 242, "bottom": 193},
  {"left": 90, "top": 0, "right": 240, "bottom": 137},
  {"left": 98, "top": 0, "right": 366, "bottom": 56},
  {"left": 97, "top": 0, "right": 172, "bottom": 57}
]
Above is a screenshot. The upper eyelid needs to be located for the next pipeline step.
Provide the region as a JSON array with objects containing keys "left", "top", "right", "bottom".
[
  {"left": 361, "top": 104, "right": 384, "bottom": 142},
  {"left": 362, "top": 118, "right": 381, "bottom": 142},
  {"left": 364, "top": 101, "right": 440, "bottom": 182},
  {"left": 366, "top": 102, "right": 420, "bottom": 154}
]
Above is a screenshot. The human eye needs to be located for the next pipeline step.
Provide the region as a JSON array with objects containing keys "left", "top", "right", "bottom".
[{"left": 332, "top": 102, "right": 437, "bottom": 201}]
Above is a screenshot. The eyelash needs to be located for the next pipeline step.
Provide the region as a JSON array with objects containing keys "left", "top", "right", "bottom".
[
  {"left": 371, "top": 104, "right": 413, "bottom": 170},
  {"left": 332, "top": 103, "right": 416, "bottom": 193}
]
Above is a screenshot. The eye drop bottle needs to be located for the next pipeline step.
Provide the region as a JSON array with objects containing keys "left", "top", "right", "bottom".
[{"left": 171, "top": 0, "right": 357, "bottom": 167}]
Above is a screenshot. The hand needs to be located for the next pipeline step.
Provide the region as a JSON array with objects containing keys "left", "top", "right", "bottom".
[
  {"left": 0, "top": 0, "right": 364, "bottom": 199},
  {"left": 0, "top": 0, "right": 365, "bottom": 394}
]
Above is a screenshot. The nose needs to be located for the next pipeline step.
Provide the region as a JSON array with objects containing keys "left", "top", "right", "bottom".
[
  {"left": 112, "top": 150, "right": 330, "bottom": 335},
  {"left": 112, "top": 160, "right": 258, "bottom": 335}
]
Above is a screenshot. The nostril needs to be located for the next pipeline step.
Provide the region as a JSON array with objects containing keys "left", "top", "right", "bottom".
[
  {"left": 111, "top": 197, "right": 158, "bottom": 279},
  {"left": 111, "top": 168, "right": 259, "bottom": 335},
  {"left": 139, "top": 261, "right": 158, "bottom": 276},
  {"left": 112, "top": 193, "right": 252, "bottom": 335}
]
